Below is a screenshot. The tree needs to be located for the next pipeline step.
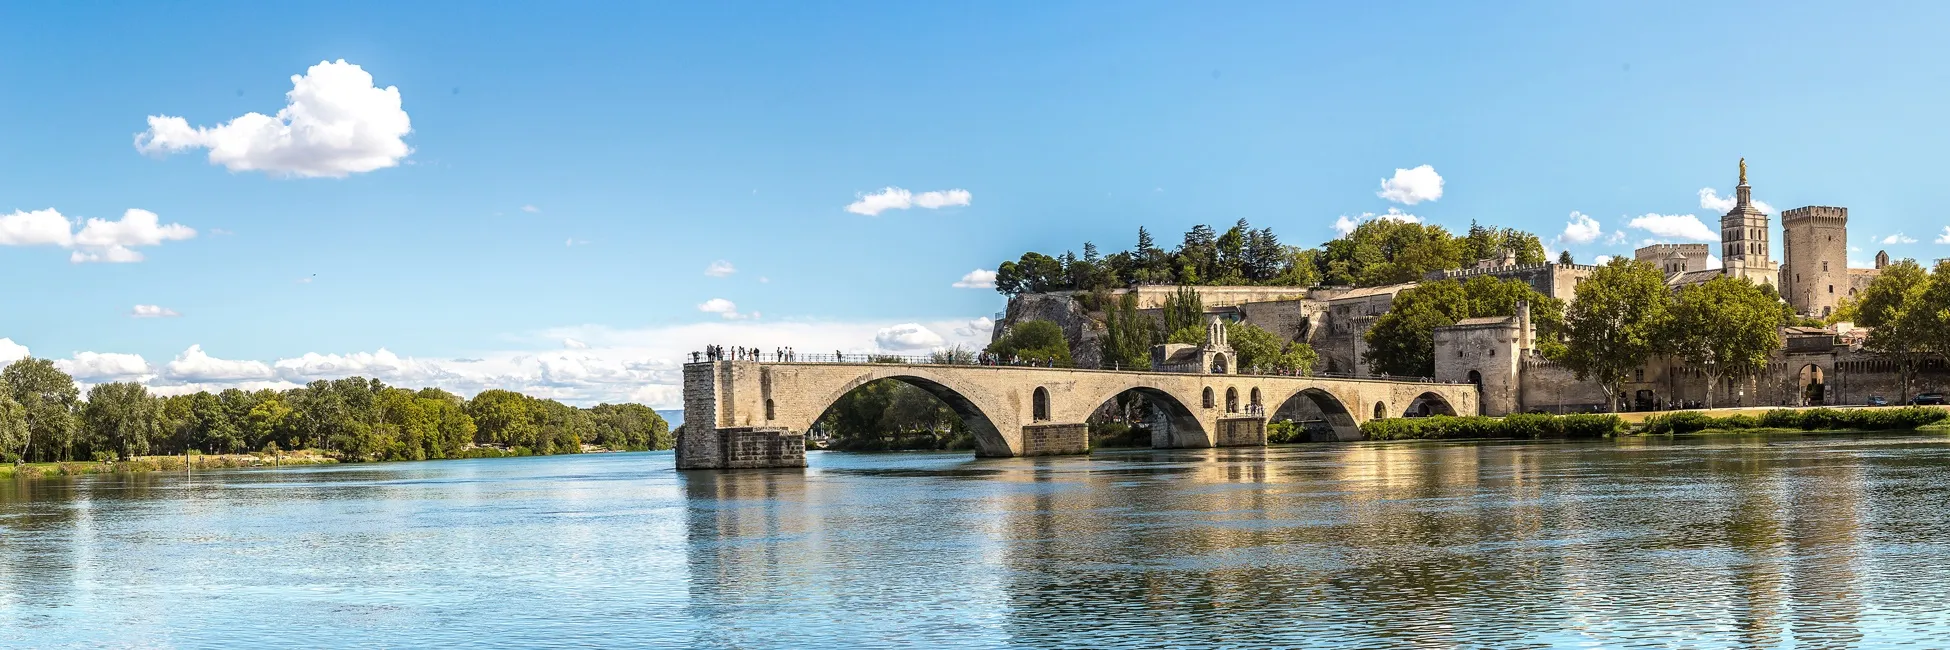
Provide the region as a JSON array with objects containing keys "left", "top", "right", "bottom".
[
  {"left": 986, "top": 320, "right": 1072, "bottom": 366},
  {"left": 468, "top": 389, "right": 537, "bottom": 450},
  {"left": 1319, "top": 219, "right": 1467, "bottom": 286},
  {"left": 1099, "top": 293, "right": 1156, "bottom": 370},
  {"left": 0, "top": 393, "right": 27, "bottom": 463},
  {"left": 1561, "top": 258, "right": 1676, "bottom": 410},
  {"left": 1363, "top": 281, "right": 1470, "bottom": 376},
  {"left": 1668, "top": 276, "right": 1788, "bottom": 407},
  {"left": 929, "top": 344, "right": 978, "bottom": 365},
  {"left": 1227, "top": 321, "right": 1316, "bottom": 374},
  {"left": 1161, "top": 286, "right": 1204, "bottom": 335},
  {"left": 1558, "top": 250, "right": 1575, "bottom": 265},
  {"left": 1855, "top": 259, "right": 1932, "bottom": 402},
  {"left": 1362, "top": 276, "right": 1566, "bottom": 376},
  {"left": 82, "top": 382, "right": 163, "bottom": 460},
  {"left": 2, "top": 358, "right": 80, "bottom": 462}
]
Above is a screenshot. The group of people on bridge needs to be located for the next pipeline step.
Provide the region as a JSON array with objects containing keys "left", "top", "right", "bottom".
[{"left": 697, "top": 345, "right": 799, "bottom": 363}]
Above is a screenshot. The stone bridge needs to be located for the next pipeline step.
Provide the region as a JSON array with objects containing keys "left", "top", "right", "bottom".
[{"left": 677, "top": 361, "right": 1479, "bottom": 469}]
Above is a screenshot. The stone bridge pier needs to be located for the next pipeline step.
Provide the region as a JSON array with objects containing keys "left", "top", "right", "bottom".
[{"left": 676, "top": 361, "right": 1477, "bottom": 470}]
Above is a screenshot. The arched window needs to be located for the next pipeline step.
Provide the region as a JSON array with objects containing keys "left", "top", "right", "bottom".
[
  {"left": 1032, "top": 387, "right": 1051, "bottom": 421},
  {"left": 765, "top": 399, "right": 776, "bottom": 420},
  {"left": 1210, "top": 353, "right": 1229, "bottom": 375},
  {"left": 1250, "top": 387, "right": 1262, "bottom": 409},
  {"left": 1202, "top": 387, "right": 1215, "bottom": 409},
  {"left": 1373, "top": 402, "right": 1386, "bottom": 419},
  {"left": 1226, "top": 387, "right": 1239, "bottom": 413},
  {"left": 1468, "top": 370, "right": 1482, "bottom": 386}
]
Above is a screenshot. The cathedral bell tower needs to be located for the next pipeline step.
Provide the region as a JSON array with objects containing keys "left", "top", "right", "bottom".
[{"left": 1720, "top": 158, "right": 1775, "bottom": 287}]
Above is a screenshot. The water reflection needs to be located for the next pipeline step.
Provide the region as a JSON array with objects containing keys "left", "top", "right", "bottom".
[{"left": 6, "top": 436, "right": 1950, "bottom": 647}]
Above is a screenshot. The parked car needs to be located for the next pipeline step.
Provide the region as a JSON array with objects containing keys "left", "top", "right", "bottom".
[
  {"left": 1910, "top": 393, "right": 1946, "bottom": 406},
  {"left": 1867, "top": 396, "right": 1889, "bottom": 406}
]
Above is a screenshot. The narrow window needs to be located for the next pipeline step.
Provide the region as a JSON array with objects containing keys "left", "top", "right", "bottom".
[
  {"left": 1226, "top": 387, "right": 1239, "bottom": 413},
  {"left": 765, "top": 399, "right": 776, "bottom": 420},
  {"left": 1202, "top": 387, "right": 1215, "bottom": 409},
  {"left": 1033, "top": 387, "right": 1051, "bottom": 421}
]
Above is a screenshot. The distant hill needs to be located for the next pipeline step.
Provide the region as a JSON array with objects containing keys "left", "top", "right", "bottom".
[{"left": 657, "top": 409, "right": 683, "bottom": 427}]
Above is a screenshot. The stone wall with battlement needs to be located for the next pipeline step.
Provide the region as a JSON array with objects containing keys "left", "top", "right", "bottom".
[{"left": 1424, "top": 262, "right": 1594, "bottom": 301}]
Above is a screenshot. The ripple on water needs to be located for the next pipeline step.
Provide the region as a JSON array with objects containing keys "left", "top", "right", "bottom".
[{"left": 4, "top": 439, "right": 1950, "bottom": 648}]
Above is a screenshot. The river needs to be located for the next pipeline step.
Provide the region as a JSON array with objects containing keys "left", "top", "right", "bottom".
[{"left": 6, "top": 434, "right": 1950, "bottom": 648}]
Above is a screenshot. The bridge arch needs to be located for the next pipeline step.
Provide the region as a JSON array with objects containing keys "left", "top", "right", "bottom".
[
  {"left": 791, "top": 369, "right": 1017, "bottom": 457},
  {"left": 1269, "top": 387, "right": 1360, "bottom": 441},
  {"left": 1403, "top": 391, "right": 1457, "bottom": 417},
  {"left": 1074, "top": 382, "right": 1212, "bottom": 449}
]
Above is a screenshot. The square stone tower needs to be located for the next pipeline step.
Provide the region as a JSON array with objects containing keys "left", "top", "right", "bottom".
[
  {"left": 1720, "top": 159, "right": 1776, "bottom": 287},
  {"left": 1780, "top": 205, "right": 1850, "bottom": 318}
]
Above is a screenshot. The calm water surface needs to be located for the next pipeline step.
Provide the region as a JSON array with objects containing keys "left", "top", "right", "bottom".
[{"left": 6, "top": 434, "right": 1950, "bottom": 648}]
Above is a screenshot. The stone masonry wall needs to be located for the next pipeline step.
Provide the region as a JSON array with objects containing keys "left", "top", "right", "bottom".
[
  {"left": 719, "top": 427, "right": 807, "bottom": 469},
  {"left": 1214, "top": 417, "right": 1267, "bottom": 447},
  {"left": 1022, "top": 423, "right": 1088, "bottom": 456}
]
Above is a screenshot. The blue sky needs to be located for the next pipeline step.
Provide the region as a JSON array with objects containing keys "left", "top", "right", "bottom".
[{"left": 4, "top": 1, "right": 1949, "bottom": 407}]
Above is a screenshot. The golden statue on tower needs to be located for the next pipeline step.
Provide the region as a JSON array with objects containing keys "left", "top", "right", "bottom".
[{"left": 1739, "top": 157, "right": 1747, "bottom": 185}]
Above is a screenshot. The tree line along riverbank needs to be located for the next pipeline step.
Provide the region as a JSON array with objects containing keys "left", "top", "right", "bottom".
[{"left": 0, "top": 358, "right": 672, "bottom": 467}]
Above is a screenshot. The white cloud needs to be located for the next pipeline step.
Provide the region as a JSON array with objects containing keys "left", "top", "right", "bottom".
[
  {"left": 563, "top": 338, "right": 588, "bottom": 349},
  {"left": 1937, "top": 227, "right": 1950, "bottom": 244},
  {"left": 1706, "top": 254, "right": 1723, "bottom": 270},
  {"left": 1604, "top": 230, "right": 1628, "bottom": 245},
  {"left": 272, "top": 349, "right": 447, "bottom": 384},
  {"left": 1627, "top": 213, "right": 1717, "bottom": 242},
  {"left": 522, "top": 205, "right": 540, "bottom": 213},
  {"left": 1883, "top": 233, "right": 1918, "bottom": 244},
  {"left": 0, "top": 338, "right": 29, "bottom": 364},
  {"left": 1593, "top": 255, "right": 1615, "bottom": 265},
  {"left": 953, "top": 316, "right": 994, "bottom": 338},
  {"left": 913, "top": 189, "right": 973, "bottom": 209},
  {"left": 697, "top": 298, "right": 749, "bottom": 320},
  {"left": 0, "top": 208, "right": 195, "bottom": 263},
  {"left": 845, "top": 187, "right": 972, "bottom": 216},
  {"left": 161, "top": 345, "right": 276, "bottom": 382},
  {"left": 1557, "top": 211, "right": 1603, "bottom": 245},
  {"left": 1698, "top": 188, "right": 1775, "bottom": 215},
  {"left": 13, "top": 315, "right": 1005, "bottom": 409},
  {"left": 874, "top": 323, "right": 946, "bottom": 351},
  {"left": 705, "top": 260, "right": 736, "bottom": 277},
  {"left": 135, "top": 59, "right": 411, "bottom": 178},
  {"left": 1332, "top": 207, "right": 1421, "bottom": 236},
  {"left": 0, "top": 209, "right": 74, "bottom": 246},
  {"left": 56, "top": 352, "right": 152, "bottom": 381},
  {"left": 564, "top": 238, "right": 589, "bottom": 247},
  {"left": 130, "top": 304, "right": 181, "bottom": 318},
  {"left": 953, "top": 268, "right": 997, "bottom": 289},
  {"left": 1376, "top": 165, "right": 1444, "bottom": 205}
]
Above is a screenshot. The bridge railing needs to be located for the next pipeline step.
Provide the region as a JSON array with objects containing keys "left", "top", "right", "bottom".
[{"left": 688, "top": 351, "right": 1457, "bottom": 384}]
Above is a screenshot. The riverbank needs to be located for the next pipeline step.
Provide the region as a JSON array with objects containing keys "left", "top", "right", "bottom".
[{"left": 0, "top": 450, "right": 339, "bottom": 480}]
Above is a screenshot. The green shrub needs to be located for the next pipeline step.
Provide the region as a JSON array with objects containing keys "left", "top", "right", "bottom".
[
  {"left": 1760, "top": 409, "right": 1802, "bottom": 429},
  {"left": 1642, "top": 411, "right": 1715, "bottom": 435},
  {"left": 1558, "top": 414, "right": 1626, "bottom": 438},
  {"left": 1717, "top": 415, "right": 1759, "bottom": 429},
  {"left": 1358, "top": 413, "right": 1624, "bottom": 440},
  {"left": 1266, "top": 421, "right": 1304, "bottom": 444}
]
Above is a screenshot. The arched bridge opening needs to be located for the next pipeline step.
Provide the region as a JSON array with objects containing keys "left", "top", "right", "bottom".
[
  {"left": 1269, "top": 387, "right": 1361, "bottom": 442},
  {"left": 1086, "top": 386, "right": 1208, "bottom": 450},
  {"left": 1404, "top": 391, "right": 1457, "bottom": 417},
  {"left": 800, "top": 375, "right": 1011, "bottom": 457}
]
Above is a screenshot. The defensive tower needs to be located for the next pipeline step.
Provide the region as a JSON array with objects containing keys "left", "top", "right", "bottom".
[{"left": 1781, "top": 205, "right": 1850, "bottom": 318}]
